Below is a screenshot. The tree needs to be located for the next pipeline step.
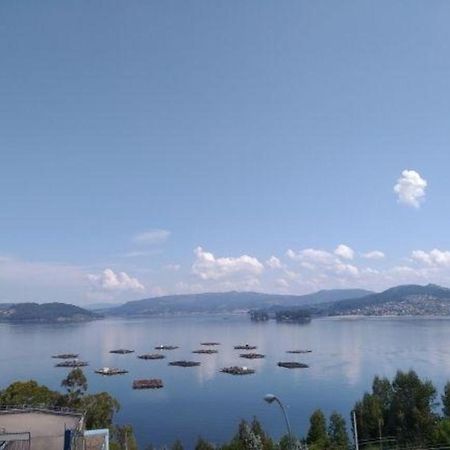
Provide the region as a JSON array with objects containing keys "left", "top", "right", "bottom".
[
  {"left": 307, "top": 409, "right": 328, "bottom": 449},
  {"left": 80, "top": 392, "right": 120, "bottom": 428},
  {"left": 171, "top": 440, "right": 184, "bottom": 450},
  {"left": 0, "top": 380, "right": 62, "bottom": 407},
  {"left": 61, "top": 368, "right": 87, "bottom": 403},
  {"left": 387, "top": 370, "right": 437, "bottom": 444},
  {"left": 328, "top": 412, "right": 349, "bottom": 449},
  {"left": 443, "top": 381, "right": 450, "bottom": 418},
  {"left": 111, "top": 425, "right": 138, "bottom": 450},
  {"left": 195, "top": 437, "right": 215, "bottom": 450}
]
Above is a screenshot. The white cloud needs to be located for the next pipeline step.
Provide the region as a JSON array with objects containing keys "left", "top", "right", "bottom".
[
  {"left": 266, "top": 256, "right": 283, "bottom": 269},
  {"left": 286, "top": 248, "right": 336, "bottom": 265},
  {"left": 362, "top": 250, "right": 385, "bottom": 260},
  {"left": 334, "top": 244, "right": 354, "bottom": 260},
  {"left": 411, "top": 249, "right": 450, "bottom": 267},
  {"left": 133, "top": 229, "right": 171, "bottom": 245},
  {"left": 87, "top": 268, "right": 144, "bottom": 292},
  {"left": 394, "top": 169, "right": 427, "bottom": 208},
  {"left": 335, "top": 263, "right": 359, "bottom": 277},
  {"left": 192, "top": 247, "right": 264, "bottom": 282}
]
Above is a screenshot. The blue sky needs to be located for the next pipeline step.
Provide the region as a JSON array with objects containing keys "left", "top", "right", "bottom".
[{"left": 1, "top": 1, "right": 450, "bottom": 304}]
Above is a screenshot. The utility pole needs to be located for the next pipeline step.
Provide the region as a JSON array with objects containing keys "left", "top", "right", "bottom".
[
  {"left": 378, "top": 418, "right": 383, "bottom": 450},
  {"left": 352, "top": 410, "right": 359, "bottom": 450}
]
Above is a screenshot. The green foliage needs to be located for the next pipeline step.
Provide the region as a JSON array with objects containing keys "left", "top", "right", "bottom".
[
  {"left": 388, "top": 369, "right": 437, "bottom": 444},
  {"left": 433, "top": 418, "right": 450, "bottom": 446},
  {"left": 443, "top": 381, "right": 450, "bottom": 418},
  {"left": 0, "top": 380, "right": 62, "bottom": 406},
  {"left": 221, "top": 418, "right": 276, "bottom": 450},
  {"left": 307, "top": 409, "right": 328, "bottom": 448},
  {"left": 61, "top": 368, "right": 88, "bottom": 403},
  {"left": 171, "top": 439, "right": 184, "bottom": 450},
  {"left": 111, "top": 424, "right": 138, "bottom": 450},
  {"left": 354, "top": 370, "right": 438, "bottom": 446},
  {"left": 195, "top": 437, "right": 215, "bottom": 450},
  {"left": 80, "top": 391, "right": 120, "bottom": 429},
  {"left": 328, "top": 411, "right": 349, "bottom": 449}
]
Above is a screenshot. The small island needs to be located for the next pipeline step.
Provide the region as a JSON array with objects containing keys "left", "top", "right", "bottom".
[{"left": 0, "top": 302, "right": 99, "bottom": 324}]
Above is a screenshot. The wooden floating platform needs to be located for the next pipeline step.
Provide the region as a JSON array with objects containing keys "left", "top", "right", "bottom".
[
  {"left": 277, "top": 362, "right": 309, "bottom": 369},
  {"left": 169, "top": 360, "right": 201, "bottom": 367},
  {"left": 52, "top": 353, "right": 79, "bottom": 359},
  {"left": 200, "top": 342, "right": 220, "bottom": 346},
  {"left": 221, "top": 366, "right": 255, "bottom": 375},
  {"left": 133, "top": 379, "right": 164, "bottom": 389},
  {"left": 155, "top": 345, "right": 179, "bottom": 350},
  {"left": 137, "top": 353, "right": 165, "bottom": 360},
  {"left": 234, "top": 344, "right": 257, "bottom": 350},
  {"left": 55, "top": 360, "right": 88, "bottom": 368},
  {"left": 192, "top": 349, "right": 218, "bottom": 354},
  {"left": 109, "top": 349, "right": 134, "bottom": 354},
  {"left": 95, "top": 367, "right": 128, "bottom": 375},
  {"left": 239, "top": 353, "right": 265, "bottom": 359},
  {"left": 286, "top": 350, "right": 312, "bottom": 354}
]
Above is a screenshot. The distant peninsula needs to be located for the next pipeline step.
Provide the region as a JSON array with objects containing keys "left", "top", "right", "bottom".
[{"left": 0, "top": 302, "right": 100, "bottom": 323}]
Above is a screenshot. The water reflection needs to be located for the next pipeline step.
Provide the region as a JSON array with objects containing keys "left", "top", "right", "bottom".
[{"left": 2, "top": 317, "right": 450, "bottom": 448}]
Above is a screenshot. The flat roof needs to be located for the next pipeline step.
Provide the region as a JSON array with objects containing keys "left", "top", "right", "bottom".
[{"left": 0, "top": 409, "right": 83, "bottom": 450}]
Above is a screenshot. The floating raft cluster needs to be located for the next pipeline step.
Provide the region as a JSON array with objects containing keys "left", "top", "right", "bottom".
[
  {"left": 52, "top": 353, "right": 79, "bottom": 359},
  {"left": 286, "top": 350, "right": 312, "bottom": 354},
  {"left": 221, "top": 366, "right": 255, "bottom": 375},
  {"left": 234, "top": 344, "right": 257, "bottom": 350},
  {"left": 110, "top": 349, "right": 134, "bottom": 354},
  {"left": 155, "top": 345, "right": 179, "bottom": 350},
  {"left": 200, "top": 342, "right": 220, "bottom": 346},
  {"left": 169, "top": 360, "right": 200, "bottom": 367},
  {"left": 277, "top": 362, "right": 309, "bottom": 369},
  {"left": 239, "top": 353, "right": 265, "bottom": 359},
  {"left": 137, "top": 353, "right": 165, "bottom": 360},
  {"left": 192, "top": 349, "right": 218, "bottom": 354},
  {"left": 133, "top": 379, "right": 164, "bottom": 389},
  {"left": 55, "top": 360, "right": 88, "bottom": 368},
  {"left": 95, "top": 367, "right": 128, "bottom": 376}
]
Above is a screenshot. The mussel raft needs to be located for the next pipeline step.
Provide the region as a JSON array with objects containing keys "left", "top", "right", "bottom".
[
  {"left": 239, "top": 353, "right": 265, "bottom": 359},
  {"left": 95, "top": 367, "right": 128, "bottom": 375},
  {"left": 221, "top": 366, "right": 255, "bottom": 375},
  {"left": 109, "top": 349, "right": 134, "bottom": 354},
  {"left": 200, "top": 342, "right": 220, "bottom": 346},
  {"left": 55, "top": 360, "right": 88, "bottom": 368},
  {"left": 133, "top": 379, "right": 164, "bottom": 389},
  {"left": 286, "top": 350, "right": 312, "bottom": 354},
  {"left": 155, "top": 345, "right": 179, "bottom": 350},
  {"left": 52, "top": 353, "right": 79, "bottom": 359},
  {"left": 137, "top": 353, "right": 165, "bottom": 360},
  {"left": 169, "top": 360, "right": 200, "bottom": 367},
  {"left": 277, "top": 362, "right": 309, "bottom": 369},
  {"left": 192, "top": 349, "right": 218, "bottom": 354},
  {"left": 234, "top": 344, "right": 257, "bottom": 350}
]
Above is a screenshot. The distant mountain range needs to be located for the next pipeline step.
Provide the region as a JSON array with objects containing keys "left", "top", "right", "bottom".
[
  {"left": 325, "top": 284, "right": 450, "bottom": 316},
  {"left": 0, "top": 302, "right": 99, "bottom": 323},
  {"left": 3, "top": 284, "right": 450, "bottom": 323},
  {"left": 106, "top": 289, "right": 373, "bottom": 316}
]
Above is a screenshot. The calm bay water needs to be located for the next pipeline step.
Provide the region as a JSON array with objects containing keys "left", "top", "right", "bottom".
[{"left": 1, "top": 316, "right": 450, "bottom": 448}]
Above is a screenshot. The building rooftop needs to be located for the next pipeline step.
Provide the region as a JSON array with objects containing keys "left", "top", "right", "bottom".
[{"left": 0, "top": 407, "right": 83, "bottom": 450}]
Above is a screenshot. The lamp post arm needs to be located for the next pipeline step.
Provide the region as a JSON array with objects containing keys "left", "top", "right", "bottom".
[{"left": 275, "top": 398, "right": 294, "bottom": 448}]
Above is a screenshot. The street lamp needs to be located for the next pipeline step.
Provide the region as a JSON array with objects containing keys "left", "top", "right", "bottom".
[{"left": 264, "top": 394, "right": 295, "bottom": 449}]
